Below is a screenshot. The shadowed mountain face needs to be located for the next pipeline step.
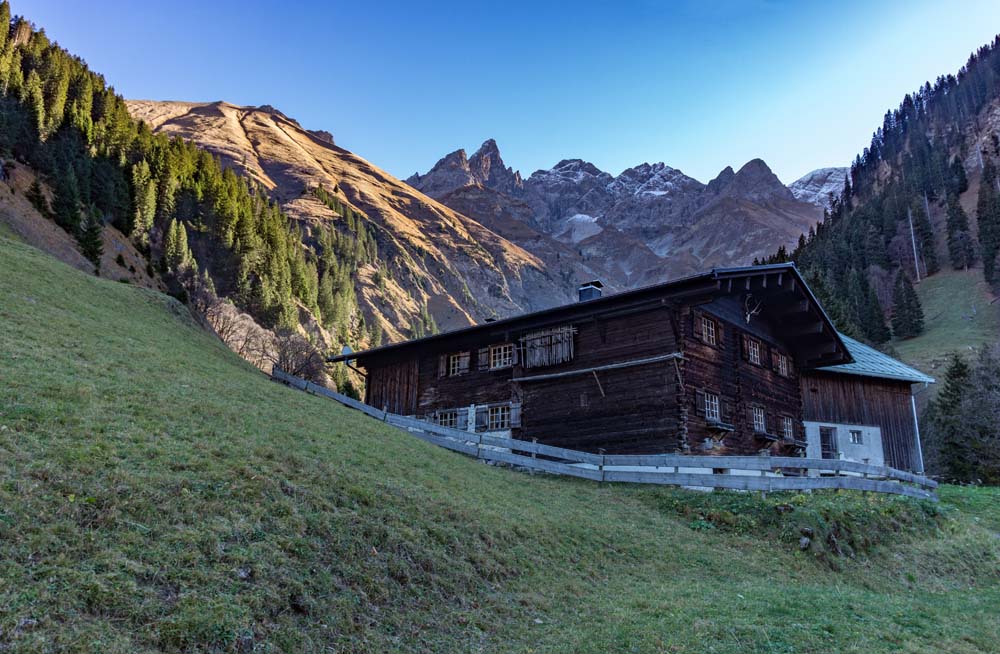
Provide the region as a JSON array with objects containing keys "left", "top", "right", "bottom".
[
  {"left": 410, "top": 141, "right": 824, "bottom": 287},
  {"left": 126, "top": 101, "right": 595, "bottom": 339}
]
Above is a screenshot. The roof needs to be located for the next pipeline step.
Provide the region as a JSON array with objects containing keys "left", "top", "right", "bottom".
[
  {"left": 817, "top": 333, "right": 935, "bottom": 384},
  {"left": 332, "top": 263, "right": 851, "bottom": 369}
]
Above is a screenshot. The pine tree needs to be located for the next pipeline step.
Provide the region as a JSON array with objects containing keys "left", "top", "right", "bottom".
[
  {"left": 164, "top": 218, "right": 192, "bottom": 272},
  {"left": 945, "top": 193, "right": 975, "bottom": 270},
  {"left": 890, "top": 272, "right": 924, "bottom": 339},
  {"left": 929, "top": 354, "right": 974, "bottom": 481},
  {"left": 847, "top": 268, "right": 890, "bottom": 343},
  {"left": 26, "top": 178, "right": 49, "bottom": 217},
  {"left": 862, "top": 223, "right": 890, "bottom": 268},
  {"left": 978, "top": 161, "right": 1000, "bottom": 284},
  {"left": 21, "top": 69, "right": 44, "bottom": 139},
  {"left": 911, "top": 200, "right": 939, "bottom": 275},
  {"left": 78, "top": 206, "right": 103, "bottom": 272},
  {"left": 131, "top": 160, "right": 156, "bottom": 245},
  {"left": 0, "top": 2, "right": 9, "bottom": 54},
  {"left": 317, "top": 271, "right": 337, "bottom": 328},
  {"left": 948, "top": 156, "right": 968, "bottom": 195},
  {"left": 52, "top": 165, "right": 80, "bottom": 231}
]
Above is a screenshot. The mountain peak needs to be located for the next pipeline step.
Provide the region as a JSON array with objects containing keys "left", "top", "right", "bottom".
[
  {"left": 468, "top": 139, "right": 522, "bottom": 195},
  {"left": 610, "top": 162, "right": 704, "bottom": 198},
  {"left": 407, "top": 140, "right": 522, "bottom": 198},
  {"left": 706, "top": 160, "right": 792, "bottom": 203}
]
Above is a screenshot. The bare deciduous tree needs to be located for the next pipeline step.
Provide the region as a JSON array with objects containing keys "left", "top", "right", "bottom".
[{"left": 270, "top": 329, "right": 327, "bottom": 383}]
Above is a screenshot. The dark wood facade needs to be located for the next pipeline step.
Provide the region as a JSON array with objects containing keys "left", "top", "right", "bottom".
[
  {"left": 341, "top": 264, "right": 857, "bottom": 457},
  {"left": 800, "top": 371, "right": 922, "bottom": 471}
]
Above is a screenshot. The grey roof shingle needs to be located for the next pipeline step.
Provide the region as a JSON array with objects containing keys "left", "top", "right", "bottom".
[{"left": 818, "top": 333, "right": 935, "bottom": 384}]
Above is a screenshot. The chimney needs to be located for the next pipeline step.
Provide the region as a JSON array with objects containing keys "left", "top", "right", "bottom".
[{"left": 578, "top": 280, "right": 603, "bottom": 302}]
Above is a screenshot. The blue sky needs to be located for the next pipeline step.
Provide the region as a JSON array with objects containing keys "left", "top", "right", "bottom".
[{"left": 23, "top": 0, "right": 1000, "bottom": 184}]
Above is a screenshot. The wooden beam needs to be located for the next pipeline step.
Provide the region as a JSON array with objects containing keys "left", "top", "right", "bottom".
[
  {"left": 592, "top": 371, "right": 606, "bottom": 397},
  {"left": 512, "top": 353, "right": 684, "bottom": 383}
]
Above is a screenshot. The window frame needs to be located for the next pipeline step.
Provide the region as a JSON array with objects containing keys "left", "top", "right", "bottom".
[
  {"left": 752, "top": 405, "right": 767, "bottom": 433},
  {"left": 448, "top": 353, "right": 464, "bottom": 377},
  {"left": 704, "top": 392, "right": 721, "bottom": 422},
  {"left": 782, "top": 416, "right": 794, "bottom": 440},
  {"left": 437, "top": 410, "right": 459, "bottom": 428},
  {"left": 747, "top": 339, "right": 762, "bottom": 366},
  {"left": 489, "top": 343, "right": 515, "bottom": 370},
  {"left": 701, "top": 316, "right": 717, "bottom": 346},
  {"left": 488, "top": 405, "right": 511, "bottom": 431},
  {"left": 776, "top": 352, "right": 789, "bottom": 377},
  {"left": 849, "top": 429, "right": 864, "bottom": 445}
]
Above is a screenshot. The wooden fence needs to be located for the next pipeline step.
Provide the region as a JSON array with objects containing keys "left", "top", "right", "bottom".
[{"left": 271, "top": 368, "right": 938, "bottom": 500}]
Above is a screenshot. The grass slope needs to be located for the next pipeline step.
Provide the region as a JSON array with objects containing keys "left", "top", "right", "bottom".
[
  {"left": 1, "top": 235, "right": 998, "bottom": 653},
  {"left": 893, "top": 268, "right": 1000, "bottom": 376}
]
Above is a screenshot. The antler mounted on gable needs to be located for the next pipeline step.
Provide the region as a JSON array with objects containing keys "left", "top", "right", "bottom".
[{"left": 744, "top": 293, "right": 763, "bottom": 324}]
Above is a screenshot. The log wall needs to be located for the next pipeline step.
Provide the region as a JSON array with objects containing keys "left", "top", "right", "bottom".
[
  {"left": 518, "top": 306, "right": 682, "bottom": 454},
  {"left": 684, "top": 296, "right": 804, "bottom": 455}
]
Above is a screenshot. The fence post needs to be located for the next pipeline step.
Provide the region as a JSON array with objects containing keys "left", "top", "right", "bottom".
[
  {"left": 530, "top": 438, "right": 537, "bottom": 475},
  {"left": 476, "top": 432, "right": 483, "bottom": 462},
  {"left": 599, "top": 448, "right": 606, "bottom": 483}
]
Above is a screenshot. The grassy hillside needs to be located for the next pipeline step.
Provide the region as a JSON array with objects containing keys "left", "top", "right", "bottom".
[
  {"left": 1, "top": 235, "right": 998, "bottom": 653},
  {"left": 893, "top": 268, "right": 1000, "bottom": 376}
]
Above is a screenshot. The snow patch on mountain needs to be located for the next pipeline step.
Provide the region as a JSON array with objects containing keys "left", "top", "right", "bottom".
[
  {"left": 788, "top": 167, "right": 849, "bottom": 209},
  {"left": 556, "top": 213, "right": 603, "bottom": 244}
]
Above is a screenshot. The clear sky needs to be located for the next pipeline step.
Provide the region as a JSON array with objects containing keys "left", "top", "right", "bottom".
[{"left": 22, "top": 0, "right": 1000, "bottom": 184}]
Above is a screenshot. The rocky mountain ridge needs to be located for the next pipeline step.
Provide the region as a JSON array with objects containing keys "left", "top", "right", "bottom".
[{"left": 409, "top": 140, "right": 825, "bottom": 286}]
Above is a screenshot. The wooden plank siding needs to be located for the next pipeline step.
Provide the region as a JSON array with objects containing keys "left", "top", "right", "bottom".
[
  {"left": 800, "top": 371, "right": 920, "bottom": 471},
  {"left": 364, "top": 358, "right": 419, "bottom": 414}
]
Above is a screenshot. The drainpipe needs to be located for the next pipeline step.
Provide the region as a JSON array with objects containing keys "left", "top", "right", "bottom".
[{"left": 911, "top": 390, "right": 925, "bottom": 474}]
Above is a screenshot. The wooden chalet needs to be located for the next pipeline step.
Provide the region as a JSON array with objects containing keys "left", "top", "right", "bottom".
[{"left": 331, "top": 263, "right": 930, "bottom": 471}]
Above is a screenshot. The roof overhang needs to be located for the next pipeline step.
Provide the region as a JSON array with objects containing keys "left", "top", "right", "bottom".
[{"left": 709, "top": 265, "right": 851, "bottom": 368}]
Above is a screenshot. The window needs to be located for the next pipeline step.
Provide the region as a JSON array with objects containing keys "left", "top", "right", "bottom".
[
  {"left": 782, "top": 416, "right": 794, "bottom": 440},
  {"left": 701, "top": 316, "right": 717, "bottom": 346},
  {"left": 490, "top": 343, "right": 515, "bottom": 369},
  {"left": 748, "top": 339, "right": 761, "bottom": 365},
  {"left": 704, "top": 392, "right": 721, "bottom": 422},
  {"left": 437, "top": 411, "right": 458, "bottom": 428},
  {"left": 448, "top": 353, "right": 464, "bottom": 376},
  {"left": 776, "top": 353, "right": 789, "bottom": 377},
  {"left": 488, "top": 405, "right": 511, "bottom": 431},
  {"left": 752, "top": 406, "right": 766, "bottom": 433},
  {"left": 850, "top": 429, "right": 863, "bottom": 445}
]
